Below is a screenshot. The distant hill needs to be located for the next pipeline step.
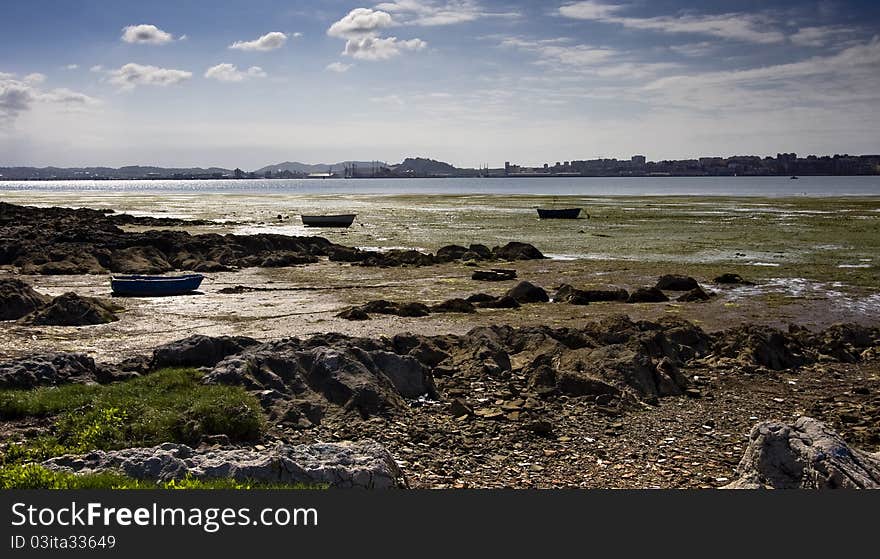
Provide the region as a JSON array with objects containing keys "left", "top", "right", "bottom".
[
  {"left": 255, "top": 161, "right": 384, "bottom": 175},
  {"left": 391, "top": 157, "right": 463, "bottom": 176},
  {"left": 0, "top": 166, "right": 232, "bottom": 180}
]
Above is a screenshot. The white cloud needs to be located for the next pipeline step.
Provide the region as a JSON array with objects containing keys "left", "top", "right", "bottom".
[
  {"left": 23, "top": 73, "right": 46, "bottom": 84},
  {"left": 108, "top": 63, "right": 192, "bottom": 90},
  {"left": 90, "top": 65, "right": 104, "bottom": 73},
  {"left": 369, "top": 93, "right": 406, "bottom": 106},
  {"left": 668, "top": 42, "right": 716, "bottom": 57},
  {"left": 229, "top": 31, "right": 289, "bottom": 51},
  {"left": 292, "top": 32, "right": 303, "bottom": 38},
  {"left": 790, "top": 26, "right": 856, "bottom": 47},
  {"left": 1, "top": 73, "right": 98, "bottom": 125},
  {"left": 328, "top": 8, "right": 393, "bottom": 38},
  {"left": 343, "top": 36, "right": 427, "bottom": 60},
  {"left": 65, "top": 64, "right": 79, "bottom": 70},
  {"left": 326, "top": 62, "right": 353, "bottom": 72},
  {"left": 558, "top": 1, "right": 785, "bottom": 44},
  {"left": 641, "top": 37, "right": 880, "bottom": 112},
  {"left": 204, "top": 63, "right": 267, "bottom": 82},
  {"left": 375, "top": 0, "right": 518, "bottom": 26},
  {"left": 121, "top": 24, "right": 175, "bottom": 45},
  {"left": 502, "top": 38, "right": 616, "bottom": 66}
]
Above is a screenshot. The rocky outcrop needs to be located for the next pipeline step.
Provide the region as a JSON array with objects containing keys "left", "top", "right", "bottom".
[
  {"left": 677, "top": 286, "right": 712, "bottom": 302},
  {"left": 655, "top": 274, "right": 700, "bottom": 291},
  {"left": 18, "top": 292, "right": 120, "bottom": 326},
  {"left": 472, "top": 269, "right": 517, "bottom": 282},
  {"left": 714, "top": 273, "right": 754, "bottom": 285},
  {"left": 333, "top": 241, "right": 544, "bottom": 268},
  {"left": 1, "top": 202, "right": 545, "bottom": 274},
  {"left": 150, "top": 335, "right": 260, "bottom": 370},
  {"left": 42, "top": 440, "right": 405, "bottom": 489},
  {"left": 492, "top": 242, "right": 545, "bottom": 261},
  {"left": 553, "top": 284, "right": 629, "bottom": 305},
  {"left": 203, "top": 336, "right": 439, "bottom": 421},
  {"left": 627, "top": 287, "right": 669, "bottom": 303},
  {"left": 0, "top": 278, "right": 50, "bottom": 320},
  {"left": 506, "top": 281, "right": 549, "bottom": 304},
  {"left": 0, "top": 353, "right": 113, "bottom": 389},
  {"left": 723, "top": 417, "right": 880, "bottom": 489}
]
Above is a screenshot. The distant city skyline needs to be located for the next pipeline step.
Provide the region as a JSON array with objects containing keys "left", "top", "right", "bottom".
[{"left": 2, "top": 0, "right": 879, "bottom": 168}]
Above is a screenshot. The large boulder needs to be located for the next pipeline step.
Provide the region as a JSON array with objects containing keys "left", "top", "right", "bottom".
[
  {"left": 723, "top": 417, "right": 880, "bottom": 489},
  {"left": 506, "top": 281, "right": 549, "bottom": 304},
  {"left": 18, "top": 292, "right": 120, "bottom": 326},
  {"left": 0, "top": 353, "right": 109, "bottom": 389},
  {"left": 627, "top": 287, "right": 669, "bottom": 303},
  {"left": 492, "top": 242, "right": 545, "bottom": 261},
  {"left": 42, "top": 440, "right": 405, "bottom": 489},
  {"left": 150, "top": 335, "right": 260, "bottom": 370},
  {"left": 204, "top": 339, "right": 438, "bottom": 419},
  {"left": 0, "top": 278, "right": 50, "bottom": 320},
  {"left": 655, "top": 274, "right": 700, "bottom": 291}
]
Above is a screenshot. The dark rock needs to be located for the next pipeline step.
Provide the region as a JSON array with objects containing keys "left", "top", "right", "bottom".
[
  {"left": 506, "top": 281, "right": 549, "bottom": 304},
  {"left": 204, "top": 339, "right": 438, "bottom": 419},
  {"left": 676, "top": 286, "right": 712, "bottom": 302},
  {"left": 723, "top": 417, "right": 880, "bottom": 489},
  {"left": 0, "top": 353, "right": 108, "bottom": 389},
  {"left": 150, "top": 334, "right": 260, "bottom": 370},
  {"left": 430, "top": 298, "right": 477, "bottom": 314},
  {"left": 655, "top": 274, "right": 700, "bottom": 291},
  {"left": 18, "top": 292, "right": 120, "bottom": 326},
  {"left": 450, "top": 398, "right": 474, "bottom": 417},
  {"left": 0, "top": 278, "right": 50, "bottom": 320},
  {"left": 525, "top": 420, "right": 554, "bottom": 436},
  {"left": 466, "top": 293, "right": 497, "bottom": 303},
  {"left": 713, "top": 326, "right": 806, "bottom": 370},
  {"left": 467, "top": 244, "right": 493, "bottom": 259},
  {"left": 477, "top": 296, "right": 520, "bottom": 309},
  {"left": 492, "top": 242, "right": 545, "bottom": 261},
  {"left": 626, "top": 287, "right": 669, "bottom": 303},
  {"left": 396, "top": 302, "right": 431, "bottom": 317},
  {"left": 435, "top": 245, "right": 469, "bottom": 262},
  {"left": 713, "top": 273, "right": 754, "bottom": 285},
  {"left": 579, "top": 288, "right": 629, "bottom": 302},
  {"left": 553, "top": 284, "right": 593, "bottom": 305},
  {"left": 472, "top": 269, "right": 517, "bottom": 281},
  {"left": 337, "top": 307, "right": 371, "bottom": 321}
]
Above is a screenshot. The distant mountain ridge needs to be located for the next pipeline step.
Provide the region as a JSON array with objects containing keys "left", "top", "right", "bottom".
[
  {"left": 255, "top": 161, "right": 386, "bottom": 174},
  {"left": 0, "top": 166, "right": 232, "bottom": 180}
]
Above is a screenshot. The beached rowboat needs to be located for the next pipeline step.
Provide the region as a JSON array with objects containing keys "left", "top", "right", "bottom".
[
  {"left": 111, "top": 274, "right": 204, "bottom": 296},
  {"left": 301, "top": 214, "right": 357, "bottom": 227}
]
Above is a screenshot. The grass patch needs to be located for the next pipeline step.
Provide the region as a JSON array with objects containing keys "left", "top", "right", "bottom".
[
  {"left": 0, "top": 368, "right": 266, "bottom": 464},
  {"left": 0, "top": 464, "right": 322, "bottom": 490}
]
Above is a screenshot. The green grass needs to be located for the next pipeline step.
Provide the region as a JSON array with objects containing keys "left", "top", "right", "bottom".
[
  {"left": 0, "top": 464, "right": 322, "bottom": 490},
  {"left": 0, "top": 368, "right": 266, "bottom": 465}
]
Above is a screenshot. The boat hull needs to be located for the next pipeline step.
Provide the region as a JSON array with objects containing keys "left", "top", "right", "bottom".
[
  {"left": 111, "top": 274, "right": 204, "bottom": 297},
  {"left": 537, "top": 208, "right": 581, "bottom": 219},
  {"left": 301, "top": 214, "right": 356, "bottom": 227}
]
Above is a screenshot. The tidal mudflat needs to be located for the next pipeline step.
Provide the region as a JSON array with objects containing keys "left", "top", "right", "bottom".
[{"left": 1, "top": 193, "right": 879, "bottom": 489}]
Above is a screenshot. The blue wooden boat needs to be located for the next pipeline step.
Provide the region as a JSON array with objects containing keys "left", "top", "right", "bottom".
[{"left": 111, "top": 274, "right": 204, "bottom": 297}]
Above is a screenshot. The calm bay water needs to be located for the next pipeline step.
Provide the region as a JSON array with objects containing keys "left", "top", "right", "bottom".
[{"left": 2, "top": 175, "right": 880, "bottom": 196}]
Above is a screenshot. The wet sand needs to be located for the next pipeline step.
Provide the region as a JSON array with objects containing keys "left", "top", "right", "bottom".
[{"left": 1, "top": 192, "right": 878, "bottom": 362}]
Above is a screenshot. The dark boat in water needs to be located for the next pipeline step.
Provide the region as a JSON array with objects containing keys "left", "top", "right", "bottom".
[
  {"left": 301, "top": 214, "right": 357, "bottom": 227},
  {"left": 537, "top": 208, "right": 582, "bottom": 219},
  {"left": 111, "top": 274, "right": 204, "bottom": 297}
]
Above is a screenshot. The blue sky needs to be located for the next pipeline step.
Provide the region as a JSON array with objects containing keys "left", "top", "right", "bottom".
[{"left": 1, "top": 0, "right": 879, "bottom": 169}]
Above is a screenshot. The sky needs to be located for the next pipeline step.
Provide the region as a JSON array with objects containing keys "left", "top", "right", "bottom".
[{"left": 1, "top": 0, "right": 879, "bottom": 169}]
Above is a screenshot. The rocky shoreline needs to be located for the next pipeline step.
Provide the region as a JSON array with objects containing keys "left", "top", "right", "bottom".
[
  {"left": 2, "top": 314, "right": 879, "bottom": 488},
  {"left": 0, "top": 202, "right": 546, "bottom": 275},
  {"left": 2, "top": 201, "right": 879, "bottom": 489}
]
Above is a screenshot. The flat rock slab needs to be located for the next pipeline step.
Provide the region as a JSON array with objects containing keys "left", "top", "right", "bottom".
[
  {"left": 723, "top": 417, "right": 880, "bottom": 489},
  {"left": 43, "top": 440, "right": 405, "bottom": 489}
]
